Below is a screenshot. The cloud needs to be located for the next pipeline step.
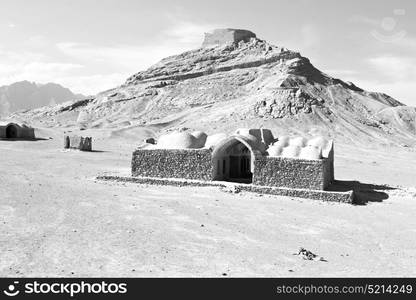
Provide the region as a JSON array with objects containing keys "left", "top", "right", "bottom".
[
  {"left": 0, "top": 19, "right": 218, "bottom": 95},
  {"left": 324, "top": 69, "right": 359, "bottom": 77},
  {"left": 55, "top": 73, "right": 128, "bottom": 95},
  {"left": 353, "top": 79, "right": 415, "bottom": 107},
  {"left": 162, "top": 20, "right": 218, "bottom": 46},
  {"left": 56, "top": 42, "right": 171, "bottom": 70},
  {"left": 0, "top": 48, "right": 86, "bottom": 92},
  {"left": 349, "top": 15, "right": 380, "bottom": 27},
  {"left": 367, "top": 55, "right": 416, "bottom": 82},
  {"left": 300, "top": 24, "right": 321, "bottom": 49}
]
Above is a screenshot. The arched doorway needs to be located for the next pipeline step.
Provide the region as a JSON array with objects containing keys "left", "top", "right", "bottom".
[
  {"left": 212, "top": 137, "right": 255, "bottom": 183},
  {"left": 6, "top": 124, "right": 18, "bottom": 138}
]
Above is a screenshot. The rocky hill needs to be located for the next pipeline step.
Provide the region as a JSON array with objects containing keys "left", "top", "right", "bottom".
[
  {"left": 0, "top": 81, "right": 85, "bottom": 116},
  {"left": 8, "top": 29, "right": 416, "bottom": 146}
]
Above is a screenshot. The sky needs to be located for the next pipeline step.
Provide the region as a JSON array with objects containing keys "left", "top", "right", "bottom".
[{"left": 0, "top": 0, "right": 415, "bottom": 105}]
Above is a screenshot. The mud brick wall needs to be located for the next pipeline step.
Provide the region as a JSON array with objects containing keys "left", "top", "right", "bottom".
[
  {"left": 131, "top": 149, "right": 213, "bottom": 181},
  {"left": 253, "top": 157, "right": 330, "bottom": 190}
]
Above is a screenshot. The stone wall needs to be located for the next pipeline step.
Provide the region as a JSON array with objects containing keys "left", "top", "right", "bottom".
[
  {"left": 202, "top": 29, "right": 256, "bottom": 47},
  {"left": 97, "top": 175, "right": 354, "bottom": 204},
  {"left": 253, "top": 156, "right": 331, "bottom": 190},
  {"left": 131, "top": 149, "right": 213, "bottom": 181}
]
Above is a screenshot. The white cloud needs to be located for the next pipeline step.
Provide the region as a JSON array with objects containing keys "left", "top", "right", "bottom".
[
  {"left": 0, "top": 48, "right": 85, "bottom": 92},
  {"left": 353, "top": 79, "right": 415, "bottom": 107},
  {"left": 300, "top": 24, "right": 321, "bottom": 49},
  {"left": 162, "top": 20, "right": 217, "bottom": 46},
  {"left": 55, "top": 73, "right": 128, "bottom": 95},
  {"left": 367, "top": 55, "right": 416, "bottom": 82},
  {"left": 349, "top": 15, "right": 380, "bottom": 27},
  {"left": 324, "top": 69, "right": 359, "bottom": 77}
]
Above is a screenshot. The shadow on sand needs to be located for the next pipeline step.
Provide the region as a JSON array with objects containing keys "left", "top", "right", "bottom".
[{"left": 329, "top": 180, "right": 397, "bottom": 205}]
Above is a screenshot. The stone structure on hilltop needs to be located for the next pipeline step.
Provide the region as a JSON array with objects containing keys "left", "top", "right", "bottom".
[{"left": 202, "top": 28, "right": 257, "bottom": 47}]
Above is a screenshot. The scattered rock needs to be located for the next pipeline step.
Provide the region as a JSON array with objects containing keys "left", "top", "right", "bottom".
[
  {"left": 220, "top": 185, "right": 241, "bottom": 194},
  {"left": 294, "top": 247, "right": 327, "bottom": 262}
]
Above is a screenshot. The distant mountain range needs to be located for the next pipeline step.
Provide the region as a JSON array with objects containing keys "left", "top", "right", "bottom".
[{"left": 0, "top": 81, "right": 85, "bottom": 116}]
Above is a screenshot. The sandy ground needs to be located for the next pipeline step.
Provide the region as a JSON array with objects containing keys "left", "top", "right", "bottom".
[{"left": 0, "top": 132, "right": 416, "bottom": 277}]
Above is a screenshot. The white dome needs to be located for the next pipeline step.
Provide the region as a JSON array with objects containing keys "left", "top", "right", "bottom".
[
  {"left": 191, "top": 131, "right": 208, "bottom": 148},
  {"left": 234, "top": 128, "right": 251, "bottom": 137},
  {"left": 299, "top": 146, "right": 322, "bottom": 160},
  {"left": 234, "top": 133, "right": 266, "bottom": 153},
  {"left": 156, "top": 132, "right": 199, "bottom": 149},
  {"left": 289, "top": 136, "right": 307, "bottom": 147},
  {"left": 267, "top": 144, "right": 284, "bottom": 157},
  {"left": 276, "top": 136, "right": 290, "bottom": 147},
  {"left": 205, "top": 133, "right": 227, "bottom": 148},
  {"left": 281, "top": 145, "right": 301, "bottom": 158},
  {"left": 272, "top": 140, "right": 289, "bottom": 148},
  {"left": 307, "top": 136, "right": 329, "bottom": 149}
]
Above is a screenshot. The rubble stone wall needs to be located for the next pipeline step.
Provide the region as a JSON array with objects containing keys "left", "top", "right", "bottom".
[
  {"left": 253, "top": 156, "right": 331, "bottom": 190},
  {"left": 131, "top": 149, "right": 213, "bottom": 181}
]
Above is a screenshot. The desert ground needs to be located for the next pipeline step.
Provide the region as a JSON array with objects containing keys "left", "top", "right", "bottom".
[{"left": 0, "top": 128, "right": 415, "bottom": 277}]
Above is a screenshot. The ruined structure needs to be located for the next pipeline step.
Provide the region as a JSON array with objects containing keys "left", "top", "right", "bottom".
[
  {"left": 132, "top": 128, "right": 334, "bottom": 191},
  {"left": 64, "top": 135, "right": 92, "bottom": 151},
  {"left": 202, "top": 28, "right": 256, "bottom": 47},
  {"left": 0, "top": 122, "right": 35, "bottom": 139}
]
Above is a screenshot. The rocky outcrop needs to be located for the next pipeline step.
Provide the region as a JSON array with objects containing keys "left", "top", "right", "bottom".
[{"left": 254, "top": 88, "right": 325, "bottom": 118}]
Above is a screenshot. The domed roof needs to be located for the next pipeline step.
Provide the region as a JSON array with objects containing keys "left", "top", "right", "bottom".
[
  {"left": 234, "top": 128, "right": 274, "bottom": 146},
  {"left": 307, "top": 136, "right": 332, "bottom": 156},
  {"left": 191, "top": 131, "right": 208, "bottom": 148},
  {"left": 205, "top": 133, "right": 227, "bottom": 148},
  {"left": 281, "top": 145, "right": 301, "bottom": 158},
  {"left": 234, "top": 134, "right": 266, "bottom": 153},
  {"left": 275, "top": 135, "right": 290, "bottom": 147},
  {"left": 267, "top": 144, "right": 284, "bottom": 157},
  {"left": 298, "top": 145, "right": 322, "bottom": 160},
  {"left": 289, "top": 136, "right": 307, "bottom": 147},
  {"left": 156, "top": 131, "right": 199, "bottom": 149}
]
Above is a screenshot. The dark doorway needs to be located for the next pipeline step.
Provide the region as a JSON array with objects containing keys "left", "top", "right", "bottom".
[
  {"left": 228, "top": 146, "right": 252, "bottom": 183},
  {"left": 6, "top": 125, "right": 18, "bottom": 138},
  {"left": 214, "top": 140, "right": 253, "bottom": 183}
]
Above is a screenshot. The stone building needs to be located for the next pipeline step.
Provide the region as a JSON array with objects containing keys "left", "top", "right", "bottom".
[
  {"left": 0, "top": 122, "right": 35, "bottom": 139},
  {"left": 64, "top": 135, "right": 92, "bottom": 151},
  {"left": 131, "top": 128, "right": 335, "bottom": 191},
  {"left": 202, "top": 28, "right": 256, "bottom": 47}
]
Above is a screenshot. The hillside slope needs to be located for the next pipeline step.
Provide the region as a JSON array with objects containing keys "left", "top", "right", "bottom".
[{"left": 8, "top": 29, "right": 416, "bottom": 146}]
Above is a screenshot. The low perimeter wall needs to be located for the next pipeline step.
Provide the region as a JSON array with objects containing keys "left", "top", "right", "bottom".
[
  {"left": 253, "top": 156, "right": 332, "bottom": 190},
  {"left": 132, "top": 149, "right": 213, "bottom": 181}
]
